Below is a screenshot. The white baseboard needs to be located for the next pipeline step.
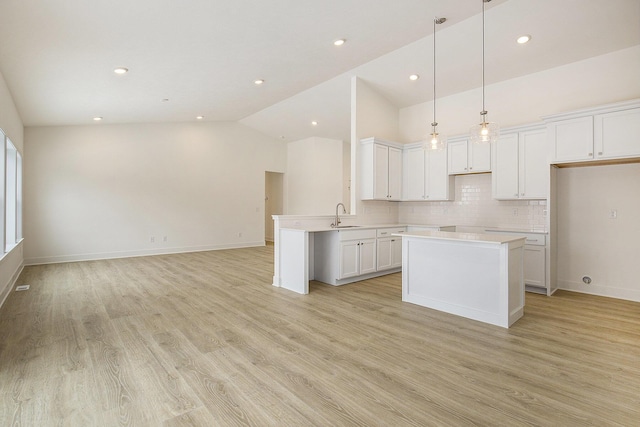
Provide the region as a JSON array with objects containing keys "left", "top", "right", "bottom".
[
  {"left": 24, "top": 241, "right": 266, "bottom": 266},
  {"left": 557, "top": 279, "right": 640, "bottom": 303}
]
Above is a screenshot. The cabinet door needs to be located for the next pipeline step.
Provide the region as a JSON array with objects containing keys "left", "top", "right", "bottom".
[
  {"left": 404, "top": 147, "right": 425, "bottom": 200},
  {"left": 359, "top": 239, "right": 377, "bottom": 275},
  {"left": 594, "top": 108, "right": 640, "bottom": 159},
  {"left": 390, "top": 238, "right": 402, "bottom": 269},
  {"left": 524, "top": 246, "right": 545, "bottom": 288},
  {"left": 469, "top": 141, "right": 491, "bottom": 172},
  {"left": 492, "top": 133, "right": 519, "bottom": 199},
  {"left": 447, "top": 139, "right": 469, "bottom": 174},
  {"left": 550, "top": 116, "right": 594, "bottom": 162},
  {"left": 519, "top": 129, "right": 548, "bottom": 199},
  {"left": 376, "top": 238, "right": 393, "bottom": 271},
  {"left": 387, "top": 146, "right": 403, "bottom": 200},
  {"left": 373, "top": 144, "right": 390, "bottom": 200},
  {"left": 425, "top": 148, "right": 451, "bottom": 200},
  {"left": 339, "top": 241, "right": 360, "bottom": 279}
]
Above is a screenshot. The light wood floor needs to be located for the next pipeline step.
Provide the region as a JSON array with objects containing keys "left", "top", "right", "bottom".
[{"left": 1, "top": 245, "right": 638, "bottom": 426}]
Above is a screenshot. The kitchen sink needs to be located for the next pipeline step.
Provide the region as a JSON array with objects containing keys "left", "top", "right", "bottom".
[{"left": 334, "top": 225, "right": 361, "bottom": 228}]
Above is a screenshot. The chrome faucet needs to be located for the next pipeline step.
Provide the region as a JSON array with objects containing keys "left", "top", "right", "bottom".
[{"left": 331, "top": 203, "right": 347, "bottom": 228}]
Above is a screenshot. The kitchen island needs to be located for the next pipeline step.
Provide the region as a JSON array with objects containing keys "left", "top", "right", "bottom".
[{"left": 398, "top": 230, "right": 526, "bottom": 328}]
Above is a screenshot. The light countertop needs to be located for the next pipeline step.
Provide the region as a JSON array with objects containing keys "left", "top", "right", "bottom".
[
  {"left": 395, "top": 230, "right": 527, "bottom": 245},
  {"left": 280, "top": 223, "right": 453, "bottom": 232}
]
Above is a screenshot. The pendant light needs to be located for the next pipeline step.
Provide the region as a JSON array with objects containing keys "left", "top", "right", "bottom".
[
  {"left": 470, "top": 0, "right": 499, "bottom": 144},
  {"left": 425, "top": 17, "right": 447, "bottom": 151}
]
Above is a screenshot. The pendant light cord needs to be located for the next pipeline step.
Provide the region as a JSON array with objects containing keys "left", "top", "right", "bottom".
[
  {"left": 433, "top": 17, "right": 437, "bottom": 126},
  {"left": 482, "top": 0, "right": 486, "bottom": 117}
]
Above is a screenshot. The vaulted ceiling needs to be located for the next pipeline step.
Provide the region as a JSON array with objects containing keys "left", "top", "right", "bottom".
[{"left": 1, "top": 0, "right": 638, "bottom": 142}]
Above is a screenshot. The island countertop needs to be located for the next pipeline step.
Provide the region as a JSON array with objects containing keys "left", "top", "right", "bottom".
[
  {"left": 279, "top": 223, "right": 455, "bottom": 233},
  {"left": 395, "top": 230, "right": 526, "bottom": 245}
]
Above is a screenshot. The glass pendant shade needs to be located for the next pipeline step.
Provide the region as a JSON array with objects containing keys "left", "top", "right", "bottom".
[
  {"left": 424, "top": 122, "right": 446, "bottom": 151},
  {"left": 470, "top": 113, "right": 499, "bottom": 144}
]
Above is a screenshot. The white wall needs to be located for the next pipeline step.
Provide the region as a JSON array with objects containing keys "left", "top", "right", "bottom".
[
  {"left": 400, "top": 46, "right": 640, "bottom": 143},
  {"left": 285, "top": 137, "right": 346, "bottom": 215},
  {"left": 0, "top": 71, "right": 25, "bottom": 307},
  {"left": 23, "top": 122, "right": 286, "bottom": 264},
  {"left": 556, "top": 163, "right": 640, "bottom": 302},
  {"left": 351, "top": 77, "right": 401, "bottom": 223}
]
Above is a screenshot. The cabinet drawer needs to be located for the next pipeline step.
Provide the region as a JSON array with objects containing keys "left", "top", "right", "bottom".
[
  {"left": 377, "top": 227, "right": 406, "bottom": 237},
  {"left": 485, "top": 230, "right": 546, "bottom": 245},
  {"left": 523, "top": 234, "right": 546, "bottom": 246},
  {"left": 338, "top": 228, "right": 377, "bottom": 241}
]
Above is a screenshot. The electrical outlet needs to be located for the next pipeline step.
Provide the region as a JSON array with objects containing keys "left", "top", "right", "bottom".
[
  {"left": 150, "top": 236, "right": 155, "bottom": 243},
  {"left": 238, "top": 232, "right": 242, "bottom": 237},
  {"left": 609, "top": 209, "right": 617, "bottom": 219},
  {"left": 162, "top": 236, "right": 167, "bottom": 242},
  {"left": 512, "top": 208, "right": 518, "bottom": 216}
]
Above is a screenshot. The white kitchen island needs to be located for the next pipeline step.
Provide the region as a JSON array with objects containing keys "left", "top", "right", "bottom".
[{"left": 398, "top": 230, "right": 526, "bottom": 328}]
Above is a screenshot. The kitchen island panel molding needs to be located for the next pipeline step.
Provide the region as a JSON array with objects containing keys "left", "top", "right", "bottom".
[{"left": 400, "top": 231, "right": 525, "bottom": 328}]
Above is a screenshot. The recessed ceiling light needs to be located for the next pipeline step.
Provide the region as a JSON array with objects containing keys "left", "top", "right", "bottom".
[
  {"left": 93, "top": 117, "right": 103, "bottom": 121},
  {"left": 254, "top": 79, "right": 265, "bottom": 85},
  {"left": 334, "top": 39, "right": 346, "bottom": 46},
  {"left": 196, "top": 115, "right": 204, "bottom": 120},
  {"left": 311, "top": 121, "right": 318, "bottom": 126},
  {"left": 517, "top": 35, "right": 531, "bottom": 44},
  {"left": 409, "top": 74, "right": 420, "bottom": 81},
  {"left": 113, "top": 67, "right": 128, "bottom": 75}
]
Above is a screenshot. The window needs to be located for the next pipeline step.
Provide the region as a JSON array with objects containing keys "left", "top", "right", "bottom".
[{"left": 0, "top": 129, "right": 22, "bottom": 253}]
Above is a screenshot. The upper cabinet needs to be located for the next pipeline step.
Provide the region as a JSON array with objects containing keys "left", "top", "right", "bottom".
[
  {"left": 403, "top": 144, "right": 453, "bottom": 201},
  {"left": 447, "top": 137, "right": 491, "bottom": 175},
  {"left": 492, "top": 125, "right": 548, "bottom": 200},
  {"left": 545, "top": 99, "right": 640, "bottom": 164},
  {"left": 360, "top": 138, "right": 402, "bottom": 201}
]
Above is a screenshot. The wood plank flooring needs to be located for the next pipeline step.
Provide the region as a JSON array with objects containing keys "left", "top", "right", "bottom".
[{"left": 1, "top": 245, "right": 639, "bottom": 426}]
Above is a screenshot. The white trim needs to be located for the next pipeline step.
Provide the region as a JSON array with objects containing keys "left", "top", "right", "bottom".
[
  {"left": 23, "top": 241, "right": 265, "bottom": 266},
  {"left": 542, "top": 98, "right": 640, "bottom": 123},
  {"left": 557, "top": 279, "right": 640, "bottom": 303}
]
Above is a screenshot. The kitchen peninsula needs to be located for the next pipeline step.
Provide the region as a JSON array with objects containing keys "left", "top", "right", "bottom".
[
  {"left": 271, "top": 216, "right": 453, "bottom": 294},
  {"left": 398, "top": 230, "right": 526, "bottom": 328}
]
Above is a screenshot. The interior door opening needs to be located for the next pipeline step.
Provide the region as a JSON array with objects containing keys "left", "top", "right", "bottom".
[{"left": 265, "top": 171, "right": 284, "bottom": 243}]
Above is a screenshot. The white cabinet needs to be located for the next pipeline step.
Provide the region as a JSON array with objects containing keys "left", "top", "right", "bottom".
[
  {"left": 548, "top": 116, "right": 594, "bottom": 162},
  {"left": 314, "top": 228, "right": 380, "bottom": 285},
  {"left": 376, "top": 227, "right": 405, "bottom": 271},
  {"left": 595, "top": 108, "right": 640, "bottom": 159},
  {"left": 361, "top": 138, "right": 402, "bottom": 200},
  {"left": 486, "top": 230, "right": 548, "bottom": 294},
  {"left": 524, "top": 245, "right": 545, "bottom": 288},
  {"left": 339, "top": 238, "right": 376, "bottom": 278},
  {"left": 447, "top": 137, "right": 491, "bottom": 175},
  {"left": 492, "top": 126, "right": 548, "bottom": 200},
  {"left": 545, "top": 100, "right": 640, "bottom": 164},
  {"left": 403, "top": 145, "right": 453, "bottom": 201}
]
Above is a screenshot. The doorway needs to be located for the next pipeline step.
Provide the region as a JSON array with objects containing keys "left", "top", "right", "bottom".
[{"left": 265, "top": 171, "right": 284, "bottom": 242}]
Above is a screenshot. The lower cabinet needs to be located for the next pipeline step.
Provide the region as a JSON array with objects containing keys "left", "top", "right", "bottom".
[
  {"left": 339, "top": 238, "right": 376, "bottom": 278},
  {"left": 486, "top": 230, "right": 548, "bottom": 294},
  {"left": 523, "top": 245, "right": 545, "bottom": 288},
  {"left": 314, "top": 226, "right": 405, "bottom": 285}
]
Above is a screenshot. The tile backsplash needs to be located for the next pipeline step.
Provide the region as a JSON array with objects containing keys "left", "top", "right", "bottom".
[{"left": 397, "top": 173, "right": 547, "bottom": 232}]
